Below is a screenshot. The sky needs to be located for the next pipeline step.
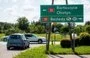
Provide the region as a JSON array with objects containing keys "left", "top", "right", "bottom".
[{"left": 0, "top": 0, "right": 90, "bottom": 23}]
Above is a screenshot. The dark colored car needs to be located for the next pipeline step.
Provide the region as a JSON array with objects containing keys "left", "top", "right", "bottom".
[{"left": 7, "top": 33, "right": 30, "bottom": 50}]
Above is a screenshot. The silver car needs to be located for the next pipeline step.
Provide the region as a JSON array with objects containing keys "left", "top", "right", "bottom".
[
  {"left": 25, "top": 33, "right": 46, "bottom": 44},
  {"left": 1, "top": 36, "right": 9, "bottom": 41},
  {"left": 7, "top": 33, "right": 30, "bottom": 50}
]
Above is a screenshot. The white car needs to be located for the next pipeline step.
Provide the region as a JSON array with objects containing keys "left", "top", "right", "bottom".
[{"left": 25, "top": 33, "right": 46, "bottom": 44}]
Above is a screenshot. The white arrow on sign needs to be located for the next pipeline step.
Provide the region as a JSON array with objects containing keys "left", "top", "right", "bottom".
[{"left": 43, "top": 9, "right": 47, "bottom": 11}]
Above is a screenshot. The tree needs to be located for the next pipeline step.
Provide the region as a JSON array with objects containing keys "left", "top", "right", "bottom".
[
  {"left": 85, "top": 21, "right": 90, "bottom": 25},
  {"left": 0, "top": 22, "right": 14, "bottom": 33},
  {"left": 52, "top": 23, "right": 63, "bottom": 33},
  {"left": 85, "top": 25, "right": 90, "bottom": 34},
  {"left": 17, "top": 17, "right": 29, "bottom": 32},
  {"left": 60, "top": 25, "right": 69, "bottom": 34},
  {"left": 56, "top": 23, "right": 63, "bottom": 33},
  {"left": 74, "top": 25, "right": 85, "bottom": 35},
  {"left": 30, "top": 23, "right": 45, "bottom": 33},
  {"left": 35, "top": 25, "right": 45, "bottom": 34},
  {"left": 29, "top": 21, "right": 46, "bottom": 33},
  {"left": 29, "top": 24, "right": 36, "bottom": 33},
  {"left": 3, "top": 23, "right": 13, "bottom": 30}
]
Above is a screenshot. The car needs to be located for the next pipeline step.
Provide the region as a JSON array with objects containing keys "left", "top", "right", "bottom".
[
  {"left": 2, "top": 36, "right": 9, "bottom": 42},
  {"left": 24, "top": 33, "right": 46, "bottom": 44},
  {"left": 7, "top": 33, "right": 30, "bottom": 50}
]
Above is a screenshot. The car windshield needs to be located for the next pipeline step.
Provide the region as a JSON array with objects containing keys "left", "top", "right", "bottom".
[
  {"left": 10, "top": 35, "right": 21, "bottom": 39},
  {"left": 25, "top": 34, "right": 32, "bottom": 37},
  {"left": 25, "top": 34, "right": 37, "bottom": 38}
]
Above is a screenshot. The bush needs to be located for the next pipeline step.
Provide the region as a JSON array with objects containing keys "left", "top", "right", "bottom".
[
  {"left": 5, "top": 28, "right": 23, "bottom": 35},
  {"left": 0, "top": 33, "right": 5, "bottom": 41},
  {"left": 61, "top": 38, "right": 80, "bottom": 48},
  {"left": 85, "top": 25, "right": 90, "bottom": 34},
  {"left": 75, "top": 38, "right": 80, "bottom": 46},
  {"left": 79, "top": 32, "right": 90, "bottom": 45},
  {"left": 61, "top": 39, "right": 71, "bottom": 48}
]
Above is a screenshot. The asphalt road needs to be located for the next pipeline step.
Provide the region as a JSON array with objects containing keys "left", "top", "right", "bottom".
[{"left": 0, "top": 42, "right": 45, "bottom": 58}]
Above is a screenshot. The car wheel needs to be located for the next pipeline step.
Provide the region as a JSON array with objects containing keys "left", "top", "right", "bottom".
[
  {"left": 27, "top": 45, "right": 29, "bottom": 48},
  {"left": 7, "top": 47, "right": 10, "bottom": 50},
  {"left": 22, "top": 46, "right": 26, "bottom": 50},
  {"left": 38, "top": 39, "right": 42, "bottom": 44}
]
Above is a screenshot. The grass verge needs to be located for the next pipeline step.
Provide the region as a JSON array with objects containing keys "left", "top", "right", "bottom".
[
  {"left": 14, "top": 46, "right": 47, "bottom": 58},
  {"left": 14, "top": 45, "right": 90, "bottom": 58},
  {"left": 49, "top": 45, "right": 90, "bottom": 55},
  {"left": 0, "top": 33, "right": 5, "bottom": 41}
]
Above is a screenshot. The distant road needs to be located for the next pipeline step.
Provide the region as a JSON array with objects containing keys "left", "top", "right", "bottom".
[{"left": 0, "top": 42, "right": 45, "bottom": 58}]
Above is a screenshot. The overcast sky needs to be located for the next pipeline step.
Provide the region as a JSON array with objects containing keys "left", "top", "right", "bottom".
[{"left": 0, "top": 0, "right": 90, "bottom": 23}]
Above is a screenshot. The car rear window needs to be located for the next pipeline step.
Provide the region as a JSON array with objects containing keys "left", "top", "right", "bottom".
[
  {"left": 10, "top": 35, "right": 21, "bottom": 39},
  {"left": 25, "top": 34, "right": 33, "bottom": 37}
]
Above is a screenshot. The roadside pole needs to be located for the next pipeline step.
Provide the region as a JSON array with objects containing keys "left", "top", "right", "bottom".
[
  {"left": 46, "top": 0, "right": 54, "bottom": 52},
  {"left": 46, "top": 23, "right": 51, "bottom": 52},
  {"left": 65, "top": 0, "right": 75, "bottom": 52},
  {"left": 72, "top": 23, "right": 75, "bottom": 52}
]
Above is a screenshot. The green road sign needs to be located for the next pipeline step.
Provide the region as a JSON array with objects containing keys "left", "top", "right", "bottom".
[{"left": 40, "top": 5, "right": 83, "bottom": 22}]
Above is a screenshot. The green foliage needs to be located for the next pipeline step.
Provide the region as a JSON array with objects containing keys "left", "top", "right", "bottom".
[
  {"left": 74, "top": 25, "right": 85, "bottom": 35},
  {"left": 52, "top": 23, "right": 63, "bottom": 33},
  {"left": 85, "top": 25, "right": 90, "bottom": 34},
  {"left": 35, "top": 25, "right": 45, "bottom": 34},
  {"left": 85, "top": 21, "right": 90, "bottom": 25},
  {"left": 1, "top": 17, "right": 90, "bottom": 35},
  {"left": 49, "top": 45, "right": 72, "bottom": 54},
  {"left": 30, "top": 21, "right": 46, "bottom": 33},
  {"left": 5, "top": 29, "right": 16, "bottom": 35},
  {"left": 75, "top": 46, "right": 90, "bottom": 54},
  {"left": 60, "top": 26, "right": 69, "bottom": 34},
  {"left": 29, "top": 24, "right": 36, "bottom": 33},
  {"left": 0, "top": 33, "right": 5, "bottom": 41},
  {"left": 5, "top": 28, "right": 23, "bottom": 35},
  {"left": 61, "top": 38, "right": 80, "bottom": 48},
  {"left": 79, "top": 32, "right": 90, "bottom": 39},
  {"left": 17, "top": 17, "right": 29, "bottom": 32},
  {"left": 75, "top": 38, "right": 80, "bottom": 46},
  {"left": 14, "top": 45, "right": 90, "bottom": 58},
  {"left": 79, "top": 32, "right": 90, "bottom": 45},
  {"left": 3, "top": 23, "right": 13, "bottom": 30},
  {"left": 61, "top": 39, "right": 71, "bottom": 48},
  {"left": 50, "top": 33, "right": 63, "bottom": 41},
  {"left": 0, "top": 22, "right": 13, "bottom": 33},
  {"left": 14, "top": 46, "right": 47, "bottom": 58},
  {"left": 50, "top": 45, "right": 90, "bottom": 54}
]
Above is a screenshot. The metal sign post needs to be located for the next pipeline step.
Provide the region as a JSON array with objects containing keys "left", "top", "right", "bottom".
[
  {"left": 65, "top": 0, "right": 75, "bottom": 52},
  {"left": 46, "top": 0, "right": 54, "bottom": 52}
]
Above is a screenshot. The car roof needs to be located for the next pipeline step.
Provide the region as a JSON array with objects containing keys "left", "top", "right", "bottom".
[
  {"left": 11, "top": 33, "right": 24, "bottom": 35},
  {"left": 24, "top": 33, "right": 32, "bottom": 35}
]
